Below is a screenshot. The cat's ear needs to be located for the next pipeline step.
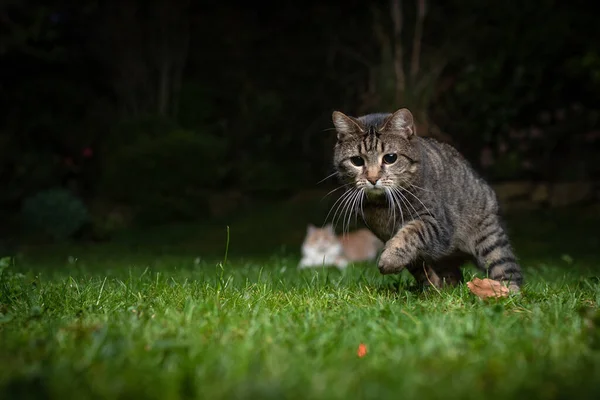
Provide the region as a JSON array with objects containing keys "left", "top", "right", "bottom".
[
  {"left": 307, "top": 224, "right": 316, "bottom": 234},
  {"left": 381, "top": 108, "right": 415, "bottom": 139},
  {"left": 332, "top": 111, "right": 364, "bottom": 140}
]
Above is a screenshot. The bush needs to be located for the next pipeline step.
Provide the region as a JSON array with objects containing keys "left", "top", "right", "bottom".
[
  {"left": 107, "top": 116, "right": 180, "bottom": 149},
  {"left": 0, "top": 134, "right": 64, "bottom": 209},
  {"left": 21, "top": 188, "right": 89, "bottom": 241},
  {"left": 100, "top": 129, "right": 228, "bottom": 224}
]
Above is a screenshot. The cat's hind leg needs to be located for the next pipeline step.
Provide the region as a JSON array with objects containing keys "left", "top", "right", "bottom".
[
  {"left": 406, "top": 256, "right": 464, "bottom": 289},
  {"left": 472, "top": 214, "right": 523, "bottom": 292}
]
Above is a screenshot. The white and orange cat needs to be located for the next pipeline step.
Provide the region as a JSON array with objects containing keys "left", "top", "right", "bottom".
[{"left": 298, "top": 223, "right": 383, "bottom": 269}]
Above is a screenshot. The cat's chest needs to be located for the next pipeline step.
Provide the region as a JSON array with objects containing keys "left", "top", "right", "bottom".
[{"left": 362, "top": 204, "right": 398, "bottom": 242}]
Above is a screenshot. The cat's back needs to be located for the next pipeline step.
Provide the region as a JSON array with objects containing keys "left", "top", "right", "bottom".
[
  {"left": 417, "top": 136, "right": 500, "bottom": 241},
  {"left": 418, "top": 137, "right": 471, "bottom": 170},
  {"left": 339, "top": 229, "right": 383, "bottom": 261},
  {"left": 418, "top": 137, "right": 494, "bottom": 194}
]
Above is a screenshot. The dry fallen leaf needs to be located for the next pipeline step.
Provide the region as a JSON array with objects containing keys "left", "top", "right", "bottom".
[
  {"left": 467, "top": 277, "right": 510, "bottom": 299},
  {"left": 357, "top": 343, "right": 367, "bottom": 358}
]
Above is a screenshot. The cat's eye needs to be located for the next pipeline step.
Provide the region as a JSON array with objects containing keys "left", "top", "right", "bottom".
[
  {"left": 350, "top": 156, "right": 365, "bottom": 167},
  {"left": 383, "top": 153, "right": 398, "bottom": 165}
]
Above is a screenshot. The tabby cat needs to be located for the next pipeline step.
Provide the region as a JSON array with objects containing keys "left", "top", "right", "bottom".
[
  {"left": 298, "top": 224, "right": 382, "bottom": 269},
  {"left": 329, "top": 108, "right": 523, "bottom": 292}
]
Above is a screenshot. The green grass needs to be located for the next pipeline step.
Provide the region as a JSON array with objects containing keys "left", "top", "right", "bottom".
[{"left": 1, "top": 199, "right": 600, "bottom": 400}]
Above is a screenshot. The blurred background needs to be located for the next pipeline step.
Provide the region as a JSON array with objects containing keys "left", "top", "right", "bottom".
[{"left": 1, "top": 0, "right": 599, "bottom": 259}]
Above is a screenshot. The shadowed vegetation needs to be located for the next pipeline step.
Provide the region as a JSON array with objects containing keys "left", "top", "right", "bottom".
[{"left": 1, "top": 201, "right": 600, "bottom": 400}]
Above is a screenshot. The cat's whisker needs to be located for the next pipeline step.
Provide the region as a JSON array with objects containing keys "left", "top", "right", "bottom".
[
  {"left": 338, "top": 192, "right": 352, "bottom": 236},
  {"left": 346, "top": 188, "right": 362, "bottom": 236},
  {"left": 341, "top": 189, "right": 361, "bottom": 237},
  {"left": 341, "top": 193, "right": 352, "bottom": 237},
  {"left": 402, "top": 187, "right": 435, "bottom": 218},
  {"left": 387, "top": 188, "right": 397, "bottom": 233},
  {"left": 344, "top": 190, "right": 359, "bottom": 236},
  {"left": 407, "top": 182, "right": 434, "bottom": 193},
  {"left": 405, "top": 183, "right": 459, "bottom": 224},
  {"left": 389, "top": 186, "right": 413, "bottom": 220},
  {"left": 392, "top": 186, "right": 417, "bottom": 226},
  {"left": 321, "top": 182, "right": 352, "bottom": 201},
  {"left": 395, "top": 187, "right": 433, "bottom": 234},
  {"left": 324, "top": 189, "right": 355, "bottom": 228},
  {"left": 383, "top": 187, "right": 395, "bottom": 232},
  {"left": 317, "top": 171, "right": 339, "bottom": 185},
  {"left": 332, "top": 195, "right": 353, "bottom": 233},
  {"left": 395, "top": 188, "right": 418, "bottom": 222},
  {"left": 391, "top": 189, "right": 398, "bottom": 233},
  {"left": 346, "top": 189, "right": 360, "bottom": 232},
  {"left": 394, "top": 189, "right": 405, "bottom": 228},
  {"left": 410, "top": 183, "right": 478, "bottom": 232},
  {"left": 354, "top": 188, "right": 365, "bottom": 226},
  {"left": 350, "top": 189, "right": 363, "bottom": 234},
  {"left": 331, "top": 189, "right": 358, "bottom": 233},
  {"left": 394, "top": 188, "right": 405, "bottom": 232},
  {"left": 359, "top": 189, "right": 366, "bottom": 223},
  {"left": 331, "top": 190, "right": 354, "bottom": 227},
  {"left": 388, "top": 186, "right": 405, "bottom": 233}
]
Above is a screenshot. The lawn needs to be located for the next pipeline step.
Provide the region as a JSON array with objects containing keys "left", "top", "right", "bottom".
[{"left": 1, "top": 197, "right": 600, "bottom": 400}]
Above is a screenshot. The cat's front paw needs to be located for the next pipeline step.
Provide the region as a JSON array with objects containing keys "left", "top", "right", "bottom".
[{"left": 377, "top": 247, "right": 407, "bottom": 275}]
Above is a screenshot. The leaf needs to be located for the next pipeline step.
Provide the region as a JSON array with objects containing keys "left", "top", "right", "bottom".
[{"left": 467, "top": 278, "right": 510, "bottom": 300}]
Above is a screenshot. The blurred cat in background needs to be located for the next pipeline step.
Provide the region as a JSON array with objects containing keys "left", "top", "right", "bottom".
[{"left": 298, "top": 223, "right": 383, "bottom": 269}]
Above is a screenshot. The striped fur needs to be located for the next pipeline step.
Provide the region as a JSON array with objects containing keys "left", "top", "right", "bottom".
[{"left": 330, "top": 108, "right": 523, "bottom": 292}]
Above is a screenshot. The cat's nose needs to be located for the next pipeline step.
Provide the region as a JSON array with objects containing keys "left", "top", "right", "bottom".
[{"left": 366, "top": 177, "right": 379, "bottom": 185}]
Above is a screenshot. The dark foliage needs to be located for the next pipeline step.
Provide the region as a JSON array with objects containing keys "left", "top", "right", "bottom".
[{"left": 1, "top": 0, "right": 599, "bottom": 230}]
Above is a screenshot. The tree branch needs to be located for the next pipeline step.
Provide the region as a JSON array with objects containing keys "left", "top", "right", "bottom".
[
  {"left": 410, "top": 0, "right": 427, "bottom": 79},
  {"left": 372, "top": 7, "right": 391, "bottom": 57},
  {"left": 390, "top": 0, "right": 405, "bottom": 103}
]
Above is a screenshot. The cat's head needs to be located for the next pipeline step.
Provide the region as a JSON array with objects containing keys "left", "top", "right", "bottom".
[
  {"left": 303, "top": 223, "right": 340, "bottom": 252},
  {"left": 331, "top": 108, "right": 420, "bottom": 194}
]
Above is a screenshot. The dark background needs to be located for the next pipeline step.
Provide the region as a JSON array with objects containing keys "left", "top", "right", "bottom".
[{"left": 1, "top": 0, "right": 599, "bottom": 244}]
